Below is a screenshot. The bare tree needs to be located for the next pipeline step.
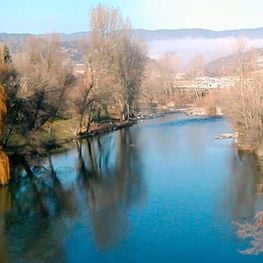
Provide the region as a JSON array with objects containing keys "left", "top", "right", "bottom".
[
  {"left": 89, "top": 4, "right": 147, "bottom": 122},
  {"left": 220, "top": 39, "right": 263, "bottom": 151},
  {"left": 74, "top": 4, "right": 146, "bottom": 132},
  {"left": 117, "top": 37, "right": 146, "bottom": 120},
  {"left": 73, "top": 62, "right": 101, "bottom": 134},
  {"left": 14, "top": 36, "right": 75, "bottom": 134},
  {"left": 141, "top": 58, "right": 160, "bottom": 110},
  {"left": 141, "top": 54, "right": 183, "bottom": 110},
  {"left": 187, "top": 55, "right": 206, "bottom": 79},
  {"left": 73, "top": 4, "right": 126, "bottom": 133},
  {"left": 157, "top": 53, "right": 181, "bottom": 105}
]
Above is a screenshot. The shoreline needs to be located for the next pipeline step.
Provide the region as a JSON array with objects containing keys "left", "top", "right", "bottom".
[
  {"left": 8, "top": 107, "right": 261, "bottom": 167},
  {"left": 6, "top": 108, "right": 183, "bottom": 156},
  {"left": 6, "top": 107, "right": 225, "bottom": 156},
  {"left": 5, "top": 108, "right": 263, "bottom": 183}
]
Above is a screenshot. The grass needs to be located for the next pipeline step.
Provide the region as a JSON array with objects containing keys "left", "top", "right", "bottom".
[
  {"left": 6, "top": 114, "right": 124, "bottom": 154},
  {"left": 8, "top": 133, "right": 27, "bottom": 147},
  {"left": 41, "top": 117, "right": 78, "bottom": 143},
  {"left": 6, "top": 118, "right": 79, "bottom": 154}
]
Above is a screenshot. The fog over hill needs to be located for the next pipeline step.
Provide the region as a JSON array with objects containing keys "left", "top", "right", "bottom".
[
  {"left": 1, "top": 27, "right": 263, "bottom": 66},
  {"left": 133, "top": 28, "right": 263, "bottom": 65}
]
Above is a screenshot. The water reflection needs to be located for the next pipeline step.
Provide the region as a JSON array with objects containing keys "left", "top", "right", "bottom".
[
  {"left": 229, "top": 152, "right": 263, "bottom": 255},
  {"left": 0, "top": 187, "right": 11, "bottom": 263},
  {"left": 77, "top": 128, "right": 145, "bottom": 248},
  {"left": 224, "top": 151, "right": 263, "bottom": 220},
  {"left": 220, "top": 147, "right": 263, "bottom": 255},
  {"left": 3, "top": 157, "right": 78, "bottom": 262},
  {"left": 0, "top": 128, "right": 145, "bottom": 261},
  {"left": 2, "top": 115, "right": 263, "bottom": 262},
  {"left": 235, "top": 210, "right": 263, "bottom": 255}
]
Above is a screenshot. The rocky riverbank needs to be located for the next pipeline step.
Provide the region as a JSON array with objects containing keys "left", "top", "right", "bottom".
[{"left": 185, "top": 106, "right": 223, "bottom": 116}]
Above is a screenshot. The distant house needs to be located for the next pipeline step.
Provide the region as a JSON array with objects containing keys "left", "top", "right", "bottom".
[{"left": 195, "top": 77, "right": 234, "bottom": 89}]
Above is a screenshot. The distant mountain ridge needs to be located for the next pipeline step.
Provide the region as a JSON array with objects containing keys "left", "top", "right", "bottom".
[
  {"left": 1, "top": 27, "right": 263, "bottom": 43},
  {"left": 133, "top": 28, "right": 263, "bottom": 41},
  {"left": 2, "top": 27, "right": 263, "bottom": 67},
  {"left": 205, "top": 47, "right": 263, "bottom": 75}
]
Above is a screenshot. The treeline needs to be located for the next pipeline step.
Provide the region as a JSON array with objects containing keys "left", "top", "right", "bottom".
[
  {"left": 0, "top": 37, "right": 75, "bottom": 149},
  {"left": 2, "top": 5, "right": 262, "bottom": 157},
  {"left": 0, "top": 5, "right": 148, "bottom": 152},
  {"left": 219, "top": 41, "right": 263, "bottom": 153},
  {"left": 0, "top": 4, "right": 201, "bottom": 153},
  {"left": 142, "top": 53, "right": 204, "bottom": 108}
]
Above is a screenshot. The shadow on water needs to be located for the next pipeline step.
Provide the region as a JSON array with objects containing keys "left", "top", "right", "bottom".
[{"left": 0, "top": 127, "right": 145, "bottom": 262}]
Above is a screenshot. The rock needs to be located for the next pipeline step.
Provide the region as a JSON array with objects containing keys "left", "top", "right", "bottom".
[
  {"left": 216, "top": 106, "right": 224, "bottom": 116},
  {"left": 186, "top": 107, "right": 207, "bottom": 116},
  {"left": 167, "top": 101, "right": 175, "bottom": 108}
]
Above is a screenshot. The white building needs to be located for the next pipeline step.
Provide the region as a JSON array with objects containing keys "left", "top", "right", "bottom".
[{"left": 195, "top": 77, "right": 234, "bottom": 89}]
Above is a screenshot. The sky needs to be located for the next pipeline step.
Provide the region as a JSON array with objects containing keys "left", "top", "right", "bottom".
[{"left": 1, "top": 0, "right": 263, "bottom": 34}]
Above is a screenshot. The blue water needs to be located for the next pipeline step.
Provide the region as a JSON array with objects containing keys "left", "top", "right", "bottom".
[{"left": 1, "top": 114, "right": 263, "bottom": 262}]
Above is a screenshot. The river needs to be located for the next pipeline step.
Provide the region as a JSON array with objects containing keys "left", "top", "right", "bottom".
[{"left": 1, "top": 114, "right": 263, "bottom": 262}]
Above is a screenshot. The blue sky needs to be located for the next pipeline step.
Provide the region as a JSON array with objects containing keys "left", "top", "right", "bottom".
[{"left": 1, "top": 0, "right": 263, "bottom": 33}]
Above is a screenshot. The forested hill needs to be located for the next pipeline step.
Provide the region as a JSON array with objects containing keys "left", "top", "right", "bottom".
[
  {"left": 2, "top": 27, "right": 263, "bottom": 65},
  {"left": 205, "top": 48, "right": 263, "bottom": 75},
  {"left": 133, "top": 28, "right": 263, "bottom": 40},
  {"left": 1, "top": 27, "right": 263, "bottom": 43}
]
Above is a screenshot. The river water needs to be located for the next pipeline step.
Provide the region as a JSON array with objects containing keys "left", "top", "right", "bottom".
[{"left": 1, "top": 114, "right": 263, "bottom": 262}]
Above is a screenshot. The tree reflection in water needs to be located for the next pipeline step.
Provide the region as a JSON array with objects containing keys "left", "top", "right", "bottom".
[
  {"left": 76, "top": 128, "right": 145, "bottom": 249},
  {"left": 225, "top": 151, "right": 262, "bottom": 220},
  {"left": 0, "top": 128, "right": 145, "bottom": 261},
  {"left": 227, "top": 151, "right": 263, "bottom": 255},
  {"left": 0, "top": 187, "right": 12, "bottom": 263},
  {"left": 235, "top": 210, "right": 263, "bottom": 255},
  {"left": 1, "top": 153, "right": 78, "bottom": 262}
]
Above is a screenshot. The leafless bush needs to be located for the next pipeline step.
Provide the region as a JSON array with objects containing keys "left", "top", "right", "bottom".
[
  {"left": 219, "top": 40, "right": 263, "bottom": 151},
  {"left": 235, "top": 210, "right": 263, "bottom": 255},
  {"left": 220, "top": 78, "right": 263, "bottom": 150},
  {"left": 201, "top": 91, "right": 218, "bottom": 116}
]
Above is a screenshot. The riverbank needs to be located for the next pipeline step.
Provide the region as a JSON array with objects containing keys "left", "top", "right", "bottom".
[
  {"left": 5, "top": 119, "right": 135, "bottom": 155},
  {"left": 185, "top": 106, "right": 223, "bottom": 117},
  {"left": 236, "top": 138, "right": 263, "bottom": 170},
  {"left": 5, "top": 109, "right": 180, "bottom": 155},
  {"left": 6, "top": 106, "right": 225, "bottom": 156},
  {"left": 188, "top": 106, "right": 263, "bottom": 172}
]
